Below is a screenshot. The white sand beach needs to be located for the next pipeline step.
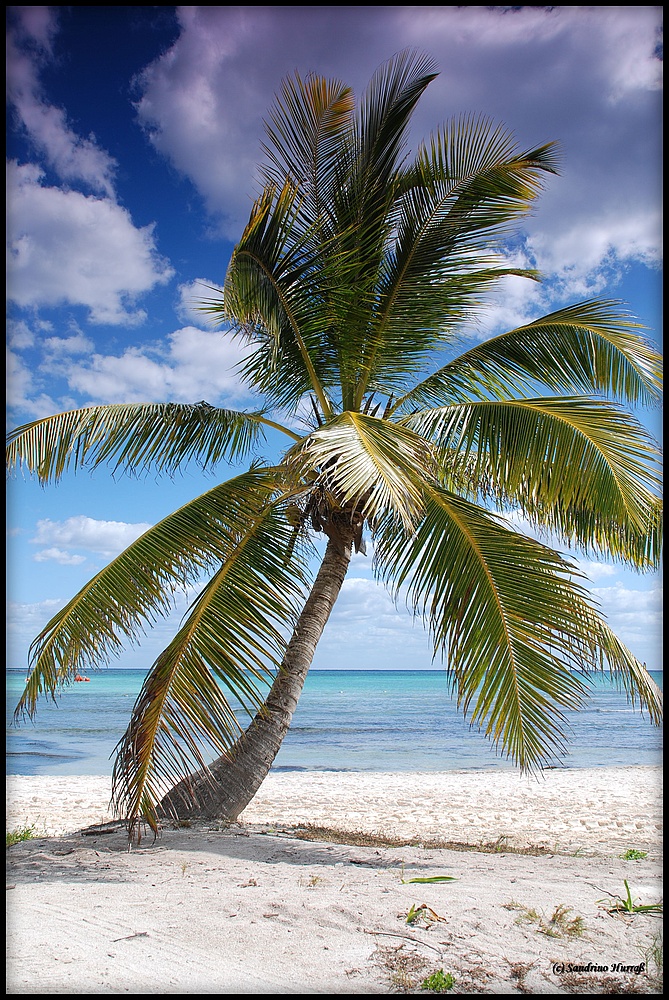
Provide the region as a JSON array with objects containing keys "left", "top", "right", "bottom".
[{"left": 6, "top": 767, "right": 663, "bottom": 994}]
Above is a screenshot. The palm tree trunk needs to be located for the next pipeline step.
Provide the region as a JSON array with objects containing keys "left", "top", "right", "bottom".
[{"left": 157, "top": 532, "right": 353, "bottom": 822}]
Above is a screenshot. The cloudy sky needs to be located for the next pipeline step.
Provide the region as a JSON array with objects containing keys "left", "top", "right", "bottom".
[{"left": 6, "top": 6, "right": 663, "bottom": 673}]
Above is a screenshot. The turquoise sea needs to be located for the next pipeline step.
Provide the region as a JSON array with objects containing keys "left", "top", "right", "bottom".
[{"left": 6, "top": 669, "right": 662, "bottom": 777}]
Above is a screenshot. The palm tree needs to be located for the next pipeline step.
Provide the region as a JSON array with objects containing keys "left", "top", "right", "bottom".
[{"left": 8, "top": 51, "right": 662, "bottom": 839}]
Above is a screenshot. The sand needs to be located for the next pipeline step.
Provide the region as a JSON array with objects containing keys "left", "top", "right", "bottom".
[{"left": 6, "top": 767, "right": 663, "bottom": 994}]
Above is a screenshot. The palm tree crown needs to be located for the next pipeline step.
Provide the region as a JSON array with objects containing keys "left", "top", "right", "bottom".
[{"left": 7, "top": 51, "right": 662, "bottom": 836}]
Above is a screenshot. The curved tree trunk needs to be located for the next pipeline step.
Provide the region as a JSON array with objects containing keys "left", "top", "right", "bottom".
[{"left": 157, "top": 531, "right": 353, "bottom": 823}]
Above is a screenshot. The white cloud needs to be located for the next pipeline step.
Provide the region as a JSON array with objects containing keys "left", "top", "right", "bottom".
[
  {"left": 7, "top": 319, "right": 36, "bottom": 350},
  {"left": 7, "top": 10, "right": 117, "bottom": 196},
  {"left": 8, "top": 7, "right": 58, "bottom": 56},
  {"left": 6, "top": 161, "right": 174, "bottom": 324},
  {"left": 6, "top": 346, "right": 60, "bottom": 419},
  {"left": 60, "top": 325, "right": 255, "bottom": 405},
  {"left": 6, "top": 11, "right": 181, "bottom": 332},
  {"left": 42, "top": 332, "right": 95, "bottom": 356},
  {"left": 528, "top": 209, "right": 662, "bottom": 300},
  {"left": 13, "top": 89, "right": 118, "bottom": 198},
  {"left": 318, "top": 576, "right": 432, "bottom": 665},
  {"left": 6, "top": 598, "right": 64, "bottom": 636},
  {"left": 6, "top": 596, "right": 68, "bottom": 670},
  {"left": 33, "top": 547, "right": 87, "bottom": 566},
  {"left": 592, "top": 581, "right": 663, "bottom": 663},
  {"left": 9, "top": 322, "right": 256, "bottom": 418},
  {"left": 395, "top": 7, "right": 661, "bottom": 98},
  {"left": 31, "top": 516, "right": 153, "bottom": 557},
  {"left": 175, "top": 278, "right": 224, "bottom": 326},
  {"left": 6, "top": 347, "right": 33, "bottom": 410},
  {"left": 134, "top": 7, "right": 270, "bottom": 237},
  {"left": 576, "top": 561, "right": 618, "bottom": 583},
  {"left": 461, "top": 251, "right": 551, "bottom": 341},
  {"left": 591, "top": 7, "right": 663, "bottom": 100},
  {"left": 133, "top": 6, "right": 661, "bottom": 288},
  {"left": 593, "top": 581, "right": 662, "bottom": 619},
  {"left": 333, "top": 577, "right": 399, "bottom": 620}
]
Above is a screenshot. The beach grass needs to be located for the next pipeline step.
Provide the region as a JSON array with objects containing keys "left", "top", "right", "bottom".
[
  {"left": 288, "top": 823, "right": 561, "bottom": 856},
  {"left": 6, "top": 825, "right": 36, "bottom": 847}
]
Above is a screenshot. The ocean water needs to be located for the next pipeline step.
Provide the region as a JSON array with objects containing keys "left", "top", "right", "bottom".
[{"left": 5, "top": 668, "right": 662, "bottom": 777}]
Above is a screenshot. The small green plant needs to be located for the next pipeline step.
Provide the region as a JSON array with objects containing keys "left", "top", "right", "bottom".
[
  {"left": 620, "top": 849, "right": 648, "bottom": 861},
  {"left": 421, "top": 969, "right": 455, "bottom": 992},
  {"left": 638, "top": 928, "right": 663, "bottom": 989},
  {"left": 302, "top": 874, "right": 322, "bottom": 887},
  {"left": 598, "top": 879, "right": 663, "bottom": 915},
  {"left": 399, "top": 861, "right": 458, "bottom": 884},
  {"left": 405, "top": 902, "right": 445, "bottom": 926},
  {"left": 401, "top": 875, "right": 458, "bottom": 885},
  {"left": 6, "top": 825, "right": 36, "bottom": 847},
  {"left": 375, "top": 944, "right": 430, "bottom": 992},
  {"left": 506, "top": 901, "right": 542, "bottom": 924},
  {"left": 547, "top": 903, "right": 585, "bottom": 938},
  {"left": 503, "top": 900, "right": 584, "bottom": 938}
]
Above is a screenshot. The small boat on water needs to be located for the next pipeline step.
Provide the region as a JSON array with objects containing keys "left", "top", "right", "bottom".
[{"left": 74, "top": 674, "right": 91, "bottom": 682}]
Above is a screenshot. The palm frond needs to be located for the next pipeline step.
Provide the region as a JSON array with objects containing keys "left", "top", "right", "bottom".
[
  {"left": 287, "top": 411, "right": 434, "bottom": 529},
  {"left": 357, "top": 49, "right": 439, "bottom": 193},
  {"left": 5, "top": 402, "right": 296, "bottom": 485},
  {"left": 329, "top": 50, "right": 439, "bottom": 407},
  {"left": 14, "top": 468, "right": 299, "bottom": 719},
  {"left": 404, "top": 397, "right": 662, "bottom": 568},
  {"left": 396, "top": 300, "right": 662, "bottom": 410},
  {"left": 260, "top": 71, "right": 355, "bottom": 230},
  {"left": 216, "top": 181, "right": 337, "bottom": 417},
  {"left": 374, "top": 488, "right": 661, "bottom": 770},
  {"left": 349, "top": 119, "right": 559, "bottom": 406},
  {"left": 589, "top": 621, "right": 662, "bottom": 725},
  {"left": 111, "top": 498, "right": 311, "bottom": 834}
]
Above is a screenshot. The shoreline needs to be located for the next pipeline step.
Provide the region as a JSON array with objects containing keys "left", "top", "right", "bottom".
[{"left": 6, "top": 764, "right": 662, "bottom": 856}]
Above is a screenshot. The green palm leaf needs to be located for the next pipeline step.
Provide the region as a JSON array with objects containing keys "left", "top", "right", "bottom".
[
  {"left": 374, "top": 488, "right": 662, "bottom": 769},
  {"left": 397, "top": 300, "right": 662, "bottom": 409},
  {"left": 15, "top": 468, "right": 303, "bottom": 719},
  {"left": 215, "top": 180, "right": 337, "bottom": 417},
  {"left": 405, "top": 396, "right": 662, "bottom": 567},
  {"left": 316, "top": 50, "right": 440, "bottom": 409},
  {"left": 260, "top": 71, "right": 355, "bottom": 230},
  {"left": 353, "top": 119, "right": 558, "bottom": 405},
  {"left": 111, "top": 497, "right": 311, "bottom": 834},
  {"left": 5, "top": 402, "right": 299, "bottom": 485},
  {"left": 357, "top": 49, "right": 438, "bottom": 186},
  {"left": 589, "top": 620, "right": 663, "bottom": 724}
]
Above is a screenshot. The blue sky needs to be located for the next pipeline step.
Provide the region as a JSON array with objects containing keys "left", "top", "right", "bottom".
[{"left": 6, "top": 6, "right": 663, "bottom": 672}]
